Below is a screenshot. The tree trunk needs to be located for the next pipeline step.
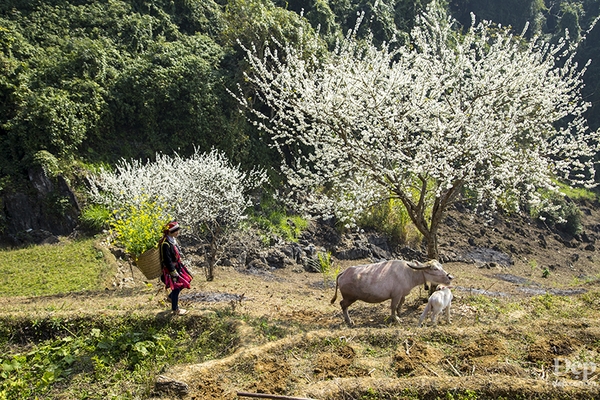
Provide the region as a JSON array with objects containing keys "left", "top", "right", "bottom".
[
  {"left": 395, "top": 179, "right": 462, "bottom": 263},
  {"left": 425, "top": 232, "right": 439, "bottom": 260},
  {"left": 205, "top": 223, "right": 222, "bottom": 282},
  {"left": 206, "top": 239, "right": 216, "bottom": 282}
]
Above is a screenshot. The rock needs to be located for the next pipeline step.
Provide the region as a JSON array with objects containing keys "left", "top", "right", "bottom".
[
  {"left": 538, "top": 233, "right": 547, "bottom": 248},
  {"left": 304, "top": 244, "right": 317, "bottom": 258},
  {"left": 111, "top": 247, "right": 126, "bottom": 260},
  {"left": 335, "top": 246, "right": 370, "bottom": 260},
  {"left": 247, "top": 258, "right": 269, "bottom": 270},
  {"left": 369, "top": 243, "right": 391, "bottom": 260},
  {"left": 463, "top": 247, "right": 513, "bottom": 266},
  {"left": 236, "top": 250, "right": 248, "bottom": 267},
  {"left": 304, "top": 257, "right": 322, "bottom": 273},
  {"left": 281, "top": 243, "right": 304, "bottom": 264},
  {"left": 154, "top": 375, "right": 189, "bottom": 395},
  {"left": 219, "top": 259, "right": 234, "bottom": 267},
  {"left": 265, "top": 249, "right": 286, "bottom": 269},
  {"left": 1, "top": 169, "right": 79, "bottom": 240},
  {"left": 396, "top": 246, "right": 424, "bottom": 262},
  {"left": 439, "top": 251, "right": 457, "bottom": 263}
]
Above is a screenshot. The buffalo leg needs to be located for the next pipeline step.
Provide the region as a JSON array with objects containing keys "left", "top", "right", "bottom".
[
  {"left": 431, "top": 310, "right": 440, "bottom": 326},
  {"left": 391, "top": 296, "right": 405, "bottom": 323},
  {"left": 340, "top": 298, "right": 356, "bottom": 326}
]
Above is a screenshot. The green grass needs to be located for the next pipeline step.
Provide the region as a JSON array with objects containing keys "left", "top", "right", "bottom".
[
  {"left": 0, "top": 314, "right": 238, "bottom": 400},
  {"left": 250, "top": 210, "right": 308, "bottom": 243},
  {"left": 0, "top": 238, "right": 111, "bottom": 297},
  {"left": 557, "top": 181, "right": 598, "bottom": 201}
]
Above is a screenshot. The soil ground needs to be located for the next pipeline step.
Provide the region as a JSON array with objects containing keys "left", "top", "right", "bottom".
[{"left": 3, "top": 201, "right": 600, "bottom": 399}]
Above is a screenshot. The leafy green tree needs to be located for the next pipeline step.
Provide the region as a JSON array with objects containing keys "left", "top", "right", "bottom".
[
  {"left": 449, "top": 0, "right": 545, "bottom": 36},
  {"left": 222, "top": 0, "right": 313, "bottom": 51},
  {"left": 97, "top": 34, "right": 229, "bottom": 160},
  {"left": 0, "top": 21, "right": 34, "bottom": 176}
]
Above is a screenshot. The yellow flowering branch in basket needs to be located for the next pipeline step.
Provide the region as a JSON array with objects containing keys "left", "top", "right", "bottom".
[{"left": 111, "top": 197, "right": 171, "bottom": 260}]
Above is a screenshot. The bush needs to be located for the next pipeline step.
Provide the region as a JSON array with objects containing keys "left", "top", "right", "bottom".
[
  {"left": 535, "top": 194, "right": 583, "bottom": 236},
  {"left": 358, "top": 198, "right": 418, "bottom": 246},
  {"left": 79, "top": 204, "right": 111, "bottom": 231},
  {"left": 249, "top": 195, "right": 308, "bottom": 243}
]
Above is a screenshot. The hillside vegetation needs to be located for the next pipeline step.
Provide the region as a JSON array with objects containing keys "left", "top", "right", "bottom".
[{"left": 1, "top": 0, "right": 600, "bottom": 238}]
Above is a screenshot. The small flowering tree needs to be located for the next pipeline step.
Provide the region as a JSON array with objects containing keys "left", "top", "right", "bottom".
[
  {"left": 88, "top": 148, "right": 268, "bottom": 280},
  {"left": 232, "top": 3, "right": 599, "bottom": 260}
]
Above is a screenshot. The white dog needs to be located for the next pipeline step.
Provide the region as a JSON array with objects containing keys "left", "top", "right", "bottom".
[{"left": 418, "top": 285, "right": 453, "bottom": 327}]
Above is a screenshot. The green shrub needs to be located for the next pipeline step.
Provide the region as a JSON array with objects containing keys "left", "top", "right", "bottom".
[
  {"left": 534, "top": 193, "right": 583, "bottom": 236},
  {"left": 318, "top": 251, "right": 340, "bottom": 287},
  {"left": 358, "top": 198, "right": 417, "bottom": 246},
  {"left": 32, "top": 150, "right": 61, "bottom": 177},
  {"left": 79, "top": 204, "right": 111, "bottom": 231},
  {"left": 249, "top": 195, "right": 308, "bottom": 243}
]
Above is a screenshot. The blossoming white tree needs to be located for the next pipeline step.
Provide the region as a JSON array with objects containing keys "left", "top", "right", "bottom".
[
  {"left": 88, "top": 148, "right": 267, "bottom": 280},
  {"left": 232, "top": 3, "right": 599, "bottom": 260}
]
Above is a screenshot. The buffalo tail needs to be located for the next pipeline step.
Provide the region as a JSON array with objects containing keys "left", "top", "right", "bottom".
[{"left": 330, "top": 273, "right": 341, "bottom": 304}]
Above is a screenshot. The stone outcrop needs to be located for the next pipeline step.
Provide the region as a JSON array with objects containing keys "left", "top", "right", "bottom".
[{"left": 1, "top": 167, "right": 80, "bottom": 246}]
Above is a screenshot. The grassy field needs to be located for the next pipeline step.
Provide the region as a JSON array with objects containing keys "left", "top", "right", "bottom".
[
  {"left": 1, "top": 237, "right": 600, "bottom": 399},
  {"left": 0, "top": 237, "right": 112, "bottom": 297}
]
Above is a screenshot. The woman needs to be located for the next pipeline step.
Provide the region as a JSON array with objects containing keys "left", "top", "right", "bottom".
[{"left": 159, "top": 221, "right": 193, "bottom": 315}]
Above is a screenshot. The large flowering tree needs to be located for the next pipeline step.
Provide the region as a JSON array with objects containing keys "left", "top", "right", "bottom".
[
  {"left": 231, "top": 3, "right": 599, "bottom": 260},
  {"left": 88, "top": 148, "right": 267, "bottom": 280}
]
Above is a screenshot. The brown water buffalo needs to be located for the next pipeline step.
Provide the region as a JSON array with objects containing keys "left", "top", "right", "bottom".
[{"left": 331, "top": 259, "right": 453, "bottom": 325}]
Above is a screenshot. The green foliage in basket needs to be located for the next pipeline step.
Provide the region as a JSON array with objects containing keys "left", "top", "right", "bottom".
[{"left": 111, "top": 199, "right": 171, "bottom": 258}]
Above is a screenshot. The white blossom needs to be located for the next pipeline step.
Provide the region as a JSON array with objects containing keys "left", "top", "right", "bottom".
[
  {"left": 88, "top": 148, "right": 268, "bottom": 278},
  {"left": 231, "top": 2, "right": 599, "bottom": 258}
]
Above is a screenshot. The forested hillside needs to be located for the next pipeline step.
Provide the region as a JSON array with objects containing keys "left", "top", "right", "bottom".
[{"left": 1, "top": 0, "right": 599, "bottom": 239}]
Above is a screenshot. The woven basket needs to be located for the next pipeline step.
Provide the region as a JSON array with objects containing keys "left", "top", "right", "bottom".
[{"left": 135, "top": 247, "right": 162, "bottom": 280}]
